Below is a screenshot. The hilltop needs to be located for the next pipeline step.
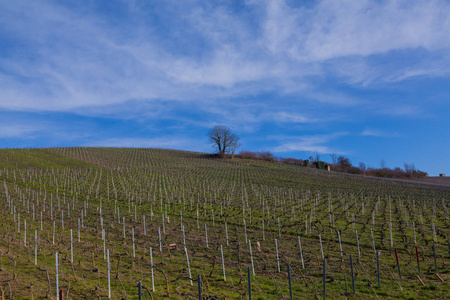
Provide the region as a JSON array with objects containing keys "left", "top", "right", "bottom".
[{"left": 0, "top": 148, "right": 449, "bottom": 299}]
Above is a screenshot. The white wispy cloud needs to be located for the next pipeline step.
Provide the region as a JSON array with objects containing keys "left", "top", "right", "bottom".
[
  {"left": 260, "top": 0, "right": 450, "bottom": 61},
  {"left": 377, "top": 104, "right": 422, "bottom": 116},
  {"left": 361, "top": 129, "right": 397, "bottom": 137},
  {"left": 0, "top": 124, "right": 40, "bottom": 138},
  {"left": 0, "top": 0, "right": 449, "bottom": 121},
  {"left": 271, "top": 132, "right": 348, "bottom": 154},
  {"left": 272, "top": 112, "right": 313, "bottom": 123}
]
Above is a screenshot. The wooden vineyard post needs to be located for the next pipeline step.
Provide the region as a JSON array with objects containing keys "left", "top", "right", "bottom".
[
  {"left": 71, "top": 229, "right": 73, "bottom": 263},
  {"left": 185, "top": 246, "right": 193, "bottom": 285},
  {"left": 205, "top": 224, "right": 209, "bottom": 248},
  {"left": 221, "top": 244, "right": 226, "bottom": 281},
  {"left": 433, "top": 242, "right": 438, "bottom": 274},
  {"left": 319, "top": 234, "right": 324, "bottom": 260},
  {"left": 298, "top": 236, "right": 304, "bottom": 269},
  {"left": 102, "top": 229, "right": 106, "bottom": 260},
  {"left": 132, "top": 228, "right": 135, "bottom": 258},
  {"left": 24, "top": 219, "right": 26, "bottom": 245},
  {"left": 56, "top": 252, "right": 59, "bottom": 300},
  {"left": 143, "top": 215, "right": 146, "bottom": 235},
  {"left": 225, "top": 222, "right": 229, "bottom": 246},
  {"left": 275, "top": 238, "right": 280, "bottom": 272},
  {"left": 287, "top": 263, "right": 293, "bottom": 300},
  {"left": 248, "top": 266, "right": 252, "bottom": 300},
  {"left": 371, "top": 229, "right": 376, "bottom": 253},
  {"left": 123, "top": 217, "right": 126, "bottom": 239},
  {"left": 323, "top": 259, "right": 326, "bottom": 300},
  {"left": 394, "top": 248, "right": 402, "bottom": 281},
  {"left": 376, "top": 250, "right": 380, "bottom": 287},
  {"left": 34, "top": 230, "right": 37, "bottom": 266},
  {"left": 350, "top": 254, "right": 355, "bottom": 295},
  {"left": 415, "top": 246, "right": 421, "bottom": 277},
  {"left": 197, "top": 208, "right": 199, "bottom": 229},
  {"left": 249, "top": 240, "right": 255, "bottom": 276},
  {"left": 262, "top": 220, "right": 265, "bottom": 241},
  {"left": 159, "top": 227, "right": 162, "bottom": 253},
  {"left": 432, "top": 222, "right": 437, "bottom": 243},
  {"left": 338, "top": 231, "right": 343, "bottom": 258},
  {"left": 150, "top": 247, "right": 155, "bottom": 292},
  {"left": 198, "top": 274, "right": 202, "bottom": 300},
  {"left": 107, "top": 249, "right": 111, "bottom": 299},
  {"left": 138, "top": 281, "right": 142, "bottom": 300},
  {"left": 244, "top": 220, "right": 247, "bottom": 244}
]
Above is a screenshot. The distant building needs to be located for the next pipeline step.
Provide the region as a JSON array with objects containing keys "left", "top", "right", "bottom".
[{"left": 440, "top": 173, "right": 446, "bottom": 177}]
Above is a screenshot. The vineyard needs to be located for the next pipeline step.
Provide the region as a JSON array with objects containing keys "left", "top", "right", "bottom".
[{"left": 0, "top": 147, "right": 449, "bottom": 299}]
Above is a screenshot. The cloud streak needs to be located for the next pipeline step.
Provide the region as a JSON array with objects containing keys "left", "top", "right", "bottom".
[
  {"left": 0, "top": 124, "right": 40, "bottom": 138},
  {"left": 361, "top": 129, "right": 397, "bottom": 137},
  {"left": 271, "top": 132, "right": 348, "bottom": 154}
]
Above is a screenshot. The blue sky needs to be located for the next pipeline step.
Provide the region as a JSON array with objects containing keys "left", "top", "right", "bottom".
[{"left": 1, "top": 0, "right": 449, "bottom": 175}]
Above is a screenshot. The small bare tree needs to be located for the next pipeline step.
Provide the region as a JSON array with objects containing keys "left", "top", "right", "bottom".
[
  {"left": 359, "top": 162, "right": 367, "bottom": 171},
  {"left": 229, "top": 138, "right": 241, "bottom": 159},
  {"left": 330, "top": 154, "right": 337, "bottom": 166},
  {"left": 208, "top": 125, "right": 240, "bottom": 157}
]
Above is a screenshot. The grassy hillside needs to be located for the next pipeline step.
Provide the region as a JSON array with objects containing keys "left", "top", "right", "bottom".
[{"left": 0, "top": 148, "right": 449, "bottom": 299}]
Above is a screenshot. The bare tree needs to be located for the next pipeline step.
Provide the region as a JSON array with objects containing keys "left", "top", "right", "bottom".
[
  {"left": 229, "top": 138, "right": 241, "bottom": 158},
  {"left": 208, "top": 125, "right": 240, "bottom": 157},
  {"left": 315, "top": 154, "right": 320, "bottom": 163},
  {"left": 359, "top": 162, "right": 366, "bottom": 171},
  {"left": 330, "top": 154, "right": 337, "bottom": 166},
  {"left": 404, "top": 163, "right": 416, "bottom": 173}
]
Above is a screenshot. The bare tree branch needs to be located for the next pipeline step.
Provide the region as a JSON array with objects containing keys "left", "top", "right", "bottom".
[{"left": 208, "top": 125, "right": 240, "bottom": 156}]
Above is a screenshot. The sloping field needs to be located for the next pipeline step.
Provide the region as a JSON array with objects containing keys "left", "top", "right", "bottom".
[
  {"left": 0, "top": 148, "right": 449, "bottom": 299},
  {"left": 417, "top": 176, "right": 450, "bottom": 186}
]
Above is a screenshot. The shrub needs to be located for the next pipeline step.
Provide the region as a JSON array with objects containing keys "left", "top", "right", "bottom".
[
  {"left": 256, "top": 151, "right": 276, "bottom": 161},
  {"left": 238, "top": 151, "right": 257, "bottom": 159},
  {"left": 280, "top": 158, "right": 304, "bottom": 165},
  {"left": 313, "top": 161, "right": 330, "bottom": 170}
]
